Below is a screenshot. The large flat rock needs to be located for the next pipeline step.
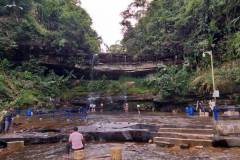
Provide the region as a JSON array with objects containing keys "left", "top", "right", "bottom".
[
  {"left": 78, "top": 122, "right": 153, "bottom": 142},
  {"left": 158, "top": 128, "right": 214, "bottom": 134},
  {"left": 0, "top": 132, "right": 66, "bottom": 145},
  {"left": 154, "top": 137, "right": 212, "bottom": 147},
  {"left": 0, "top": 122, "right": 155, "bottom": 145},
  {"left": 156, "top": 132, "right": 213, "bottom": 140}
]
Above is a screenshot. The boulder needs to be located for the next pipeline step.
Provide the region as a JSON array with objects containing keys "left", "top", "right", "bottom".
[
  {"left": 180, "top": 143, "right": 190, "bottom": 149},
  {"left": 215, "top": 121, "right": 240, "bottom": 136},
  {"left": 0, "top": 141, "right": 7, "bottom": 149},
  {"left": 213, "top": 136, "right": 240, "bottom": 147}
]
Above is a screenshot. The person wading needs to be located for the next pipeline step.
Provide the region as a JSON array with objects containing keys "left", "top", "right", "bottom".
[
  {"left": 67, "top": 127, "right": 85, "bottom": 159},
  {"left": 124, "top": 103, "right": 128, "bottom": 113},
  {"left": 137, "top": 104, "right": 141, "bottom": 115},
  {"left": 100, "top": 103, "right": 104, "bottom": 113},
  {"left": 0, "top": 110, "right": 7, "bottom": 133},
  {"left": 3, "top": 108, "right": 13, "bottom": 133}
]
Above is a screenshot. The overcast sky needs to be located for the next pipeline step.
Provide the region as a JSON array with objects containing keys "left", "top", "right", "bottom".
[{"left": 81, "top": 0, "right": 133, "bottom": 49}]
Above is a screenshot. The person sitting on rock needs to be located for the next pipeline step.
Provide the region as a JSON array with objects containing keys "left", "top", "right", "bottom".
[{"left": 67, "top": 127, "right": 85, "bottom": 154}]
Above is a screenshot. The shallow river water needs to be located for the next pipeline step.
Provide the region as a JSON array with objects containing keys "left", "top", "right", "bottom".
[{"left": 1, "top": 112, "right": 240, "bottom": 160}]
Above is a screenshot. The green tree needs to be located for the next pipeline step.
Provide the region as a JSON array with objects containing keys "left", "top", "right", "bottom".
[
  {"left": 122, "top": 0, "right": 240, "bottom": 64},
  {"left": 0, "top": 0, "right": 100, "bottom": 56}
]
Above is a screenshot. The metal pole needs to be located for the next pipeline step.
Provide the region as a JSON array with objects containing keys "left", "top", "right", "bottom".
[
  {"left": 209, "top": 51, "right": 216, "bottom": 103},
  {"left": 210, "top": 51, "right": 215, "bottom": 91}
]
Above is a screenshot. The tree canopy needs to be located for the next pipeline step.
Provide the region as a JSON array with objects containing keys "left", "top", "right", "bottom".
[
  {"left": 122, "top": 0, "right": 240, "bottom": 66},
  {"left": 0, "top": 0, "right": 100, "bottom": 57}
]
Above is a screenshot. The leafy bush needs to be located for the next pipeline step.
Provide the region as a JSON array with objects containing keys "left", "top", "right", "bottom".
[
  {"left": 145, "top": 66, "right": 190, "bottom": 98},
  {"left": 11, "top": 90, "right": 38, "bottom": 106},
  {"left": 191, "top": 60, "right": 240, "bottom": 94}
]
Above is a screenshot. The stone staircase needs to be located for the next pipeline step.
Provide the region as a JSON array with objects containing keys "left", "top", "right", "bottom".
[{"left": 153, "top": 125, "right": 214, "bottom": 147}]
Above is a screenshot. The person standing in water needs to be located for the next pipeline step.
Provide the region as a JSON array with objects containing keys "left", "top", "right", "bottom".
[
  {"left": 0, "top": 110, "right": 7, "bottom": 133},
  {"left": 124, "top": 103, "right": 128, "bottom": 113},
  {"left": 137, "top": 104, "right": 141, "bottom": 115},
  {"left": 89, "top": 103, "right": 95, "bottom": 113},
  {"left": 4, "top": 108, "right": 13, "bottom": 133},
  {"left": 100, "top": 103, "right": 104, "bottom": 113}
]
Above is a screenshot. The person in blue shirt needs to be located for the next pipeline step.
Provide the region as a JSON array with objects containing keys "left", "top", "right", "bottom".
[{"left": 213, "top": 106, "right": 219, "bottom": 121}]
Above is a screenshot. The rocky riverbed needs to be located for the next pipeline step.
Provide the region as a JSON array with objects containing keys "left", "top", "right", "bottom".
[
  {"left": 0, "top": 112, "right": 240, "bottom": 160},
  {"left": 2, "top": 142, "right": 240, "bottom": 160}
]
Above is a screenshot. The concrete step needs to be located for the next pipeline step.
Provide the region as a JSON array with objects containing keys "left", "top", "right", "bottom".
[
  {"left": 154, "top": 137, "right": 212, "bottom": 147},
  {"left": 159, "top": 124, "right": 213, "bottom": 129},
  {"left": 156, "top": 132, "right": 213, "bottom": 140},
  {"left": 158, "top": 128, "right": 214, "bottom": 134}
]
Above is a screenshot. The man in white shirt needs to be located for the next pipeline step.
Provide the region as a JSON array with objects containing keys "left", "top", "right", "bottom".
[
  {"left": 137, "top": 104, "right": 141, "bottom": 115},
  {"left": 209, "top": 100, "right": 216, "bottom": 111}
]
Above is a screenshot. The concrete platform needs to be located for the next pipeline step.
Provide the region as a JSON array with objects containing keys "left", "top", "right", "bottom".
[
  {"left": 154, "top": 137, "right": 212, "bottom": 147},
  {"left": 158, "top": 128, "right": 214, "bottom": 134},
  {"left": 156, "top": 132, "right": 213, "bottom": 140}
]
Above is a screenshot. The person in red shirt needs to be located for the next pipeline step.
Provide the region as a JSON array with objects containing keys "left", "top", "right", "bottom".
[{"left": 66, "top": 127, "right": 85, "bottom": 154}]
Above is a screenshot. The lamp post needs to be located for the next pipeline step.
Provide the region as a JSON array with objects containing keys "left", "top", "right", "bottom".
[
  {"left": 203, "top": 51, "right": 215, "bottom": 90},
  {"left": 203, "top": 50, "right": 221, "bottom": 122}
]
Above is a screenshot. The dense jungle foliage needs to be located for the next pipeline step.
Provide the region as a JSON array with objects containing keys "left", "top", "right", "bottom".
[
  {"left": 0, "top": 0, "right": 101, "bottom": 108},
  {"left": 122, "top": 0, "right": 240, "bottom": 63},
  {"left": 120, "top": 0, "right": 240, "bottom": 101},
  {"left": 0, "top": 59, "right": 71, "bottom": 109},
  {"left": 0, "top": 0, "right": 100, "bottom": 57},
  {"left": 0, "top": 0, "right": 240, "bottom": 108}
]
